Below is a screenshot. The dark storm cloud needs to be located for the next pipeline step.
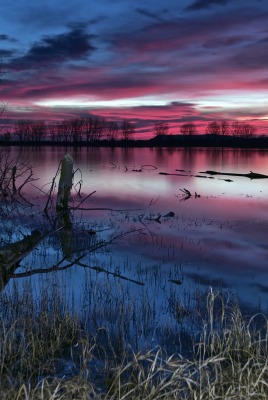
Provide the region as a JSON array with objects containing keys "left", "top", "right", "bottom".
[
  {"left": 186, "top": 0, "right": 229, "bottom": 11},
  {"left": 10, "top": 27, "right": 96, "bottom": 71},
  {"left": 0, "top": 49, "right": 14, "bottom": 57},
  {"left": 0, "top": 34, "right": 17, "bottom": 42}
]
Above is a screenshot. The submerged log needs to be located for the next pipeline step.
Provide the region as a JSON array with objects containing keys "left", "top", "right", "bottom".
[
  {"left": 200, "top": 170, "right": 268, "bottom": 179},
  {"left": 56, "top": 153, "right": 73, "bottom": 212},
  {"left": 159, "top": 172, "right": 187, "bottom": 176}
]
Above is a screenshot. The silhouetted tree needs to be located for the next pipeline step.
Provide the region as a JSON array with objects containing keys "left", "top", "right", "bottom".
[
  {"left": 231, "top": 121, "right": 256, "bottom": 137},
  {"left": 231, "top": 121, "right": 241, "bottom": 136},
  {"left": 93, "top": 117, "right": 106, "bottom": 142},
  {"left": 83, "top": 117, "right": 106, "bottom": 142},
  {"left": 48, "top": 124, "right": 58, "bottom": 142},
  {"left": 106, "top": 121, "right": 120, "bottom": 141},
  {"left": 83, "top": 117, "right": 94, "bottom": 143},
  {"left": 2, "top": 131, "right": 11, "bottom": 142},
  {"left": 220, "top": 120, "right": 230, "bottom": 135},
  {"left": 206, "top": 120, "right": 230, "bottom": 135},
  {"left": 55, "top": 120, "right": 71, "bottom": 143},
  {"left": 120, "top": 120, "right": 135, "bottom": 141},
  {"left": 206, "top": 121, "right": 221, "bottom": 135},
  {"left": 241, "top": 123, "right": 257, "bottom": 137},
  {"left": 154, "top": 122, "right": 169, "bottom": 136},
  {"left": 0, "top": 122, "right": 11, "bottom": 142},
  {"left": 69, "top": 118, "right": 84, "bottom": 143},
  {"left": 180, "top": 122, "right": 197, "bottom": 135},
  {"left": 14, "top": 120, "right": 32, "bottom": 142},
  {"left": 31, "top": 120, "right": 46, "bottom": 142}
]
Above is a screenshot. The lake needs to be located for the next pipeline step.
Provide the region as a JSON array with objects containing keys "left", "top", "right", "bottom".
[{"left": 1, "top": 146, "right": 268, "bottom": 354}]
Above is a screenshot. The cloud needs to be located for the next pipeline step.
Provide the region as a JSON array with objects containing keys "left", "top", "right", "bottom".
[
  {"left": 10, "top": 27, "right": 96, "bottom": 71},
  {"left": 1, "top": 0, "right": 268, "bottom": 136},
  {"left": 202, "top": 35, "right": 250, "bottom": 48},
  {"left": 88, "top": 16, "right": 108, "bottom": 25},
  {"left": 228, "top": 36, "right": 268, "bottom": 70},
  {"left": 108, "top": 6, "right": 268, "bottom": 88},
  {"left": 186, "top": 0, "right": 229, "bottom": 11},
  {"left": 136, "top": 8, "right": 167, "bottom": 22},
  {"left": 258, "top": 35, "right": 268, "bottom": 44},
  {"left": 0, "top": 34, "right": 17, "bottom": 42},
  {"left": 0, "top": 49, "right": 14, "bottom": 57},
  {"left": 110, "top": 9, "right": 257, "bottom": 56}
]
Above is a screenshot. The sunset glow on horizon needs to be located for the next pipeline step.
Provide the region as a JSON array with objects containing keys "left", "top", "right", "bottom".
[{"left": 1, "top": 0, "right": 268, "bottom": 139}]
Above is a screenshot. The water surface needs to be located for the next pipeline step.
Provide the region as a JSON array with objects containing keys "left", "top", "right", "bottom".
[{"left": 2, "top": 146, "right": 268, "bottom": 352}]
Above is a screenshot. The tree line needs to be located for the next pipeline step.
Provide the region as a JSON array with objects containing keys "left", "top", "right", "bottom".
[
  {"left": 0, "top": 117, "right": 259, "bottom": 143},
  {"left": 1, "top": 117, "right": 136, "bottom": 143},
  {"left": 180, "top": 120, "right": 257, "bottom": 138}
]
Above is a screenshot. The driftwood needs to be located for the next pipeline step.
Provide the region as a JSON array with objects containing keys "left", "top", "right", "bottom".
[
  {"left": 200, "top": 170, "right": 268, "bottom": 179},
  {"left": 179, "top": 188, "right": 201, "bottom": 201},
  {"left": 159, "top": 172, "right": 187, "bottom": 176},
  {"left": 159, "top": 169, "right": 268, "bottom": 180}
]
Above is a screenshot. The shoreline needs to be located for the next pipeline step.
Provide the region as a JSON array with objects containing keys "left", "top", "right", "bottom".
[{"left": 1, "top": 133, "right": 268, "bottom": 149}]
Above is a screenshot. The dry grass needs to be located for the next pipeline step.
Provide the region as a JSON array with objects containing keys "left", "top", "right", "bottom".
[{"left": 0, "top": 289, "right": 267, "bottom": 399}]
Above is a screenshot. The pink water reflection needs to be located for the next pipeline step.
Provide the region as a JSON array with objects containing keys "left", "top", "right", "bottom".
[{"left": 12, "top": 146, "right": 268, "bottom": 311}]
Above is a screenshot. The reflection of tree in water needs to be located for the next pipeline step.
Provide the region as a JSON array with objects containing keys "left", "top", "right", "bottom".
[
  {"left": 0, "top": 148, "right": 37, "bottom": 206},
  {"left": 0, "top": 152, "right": 145, "bottom": 291},
  {"left": 0, "top": 230, "right": 43, "bottom": 289},
  {"left": 0, "top": 223, "right": 143, "bottom": 290}
]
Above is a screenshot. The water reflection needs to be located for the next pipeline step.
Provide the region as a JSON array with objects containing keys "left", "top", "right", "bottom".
[{"left": 1, "top": 146, "right": 268, "bottom": 353}]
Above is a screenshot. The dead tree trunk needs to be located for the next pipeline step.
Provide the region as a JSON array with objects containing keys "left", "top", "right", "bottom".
[
  {"left": 56, "top": 153, "right": 73, "bottom": 212},
  {"left": 56, "top": 154, "right": 74, "bottom": 259}
]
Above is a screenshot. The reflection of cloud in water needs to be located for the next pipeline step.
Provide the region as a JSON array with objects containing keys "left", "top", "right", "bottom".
[
  {"left": 108, "top": 211, "right": 268, "bottom": 312},
  {"left": 3, "top": 147, "right": 268, "bottom": 340},
  {"left": 185, "top": 271, "right": 229, "bottom": 289},
  {"left": 252, "top": 283, "right": 268, "bottom": 294}
]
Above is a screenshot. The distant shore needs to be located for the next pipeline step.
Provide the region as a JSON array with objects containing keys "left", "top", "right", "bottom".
[{"left": 1, "top": 133, "right": 268, "bottom": 149}]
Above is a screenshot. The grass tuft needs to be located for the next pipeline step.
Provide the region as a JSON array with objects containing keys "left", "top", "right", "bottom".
[{"left": 0, "top": 289, "right": 267, "bottom": 399}]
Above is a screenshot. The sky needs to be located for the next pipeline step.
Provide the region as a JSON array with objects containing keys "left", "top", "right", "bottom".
[{"left": 0, "top": 0, "right": 268, "bottom": 139}]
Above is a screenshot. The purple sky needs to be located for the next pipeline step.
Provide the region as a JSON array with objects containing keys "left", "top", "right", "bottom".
[{"left": 0, "top": 0, "right": 268, "bottom": 138}]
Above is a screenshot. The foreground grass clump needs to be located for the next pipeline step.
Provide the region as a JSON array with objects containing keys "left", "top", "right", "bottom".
[{"left": 0, "top": 290, "right": 267, "bottom": 399}]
